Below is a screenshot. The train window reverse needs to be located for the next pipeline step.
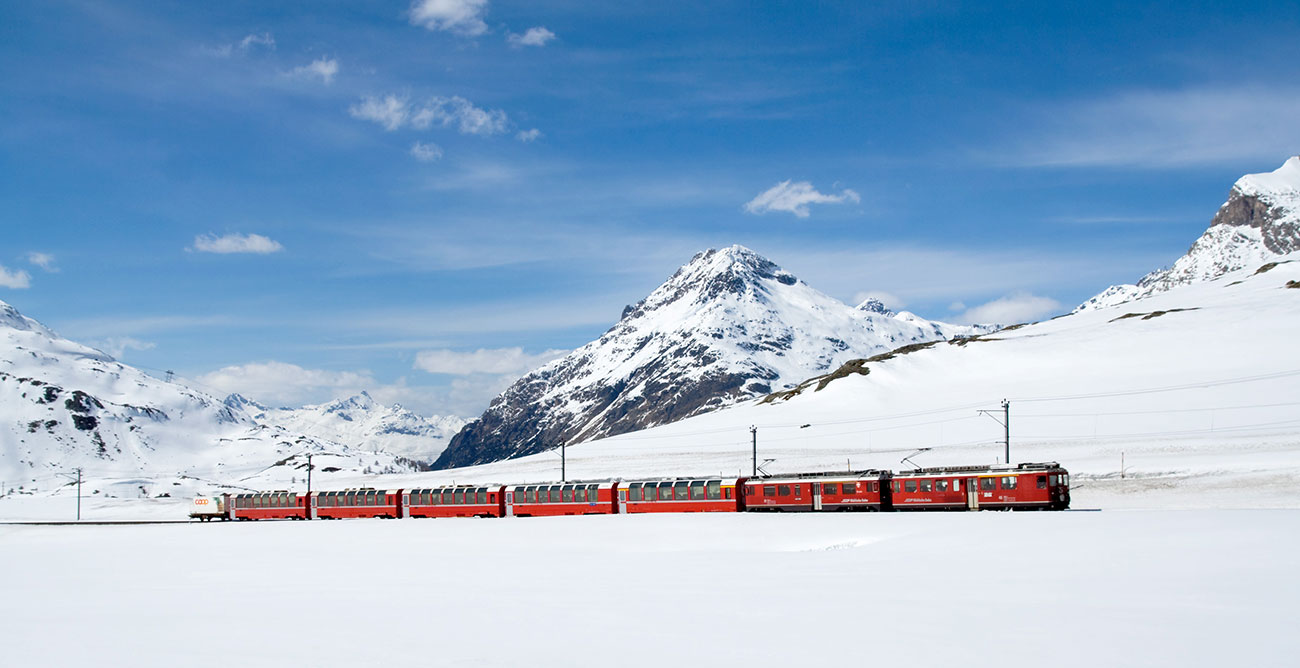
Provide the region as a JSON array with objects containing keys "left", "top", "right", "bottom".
[
  {"left": 776, "top": 485, "right": 790, "bottom": 496},
  {"left": 674, "top": 482, "right": 689, "bottom": 500},
  {"left": 936, "top": 480, "right": 949, "bottom": 492},
  {"left": 660, "top": 484, "right": 673, "bottom": 500},
  {"left": 763, "top": 486, "right": 775, "bottom": 497},
  {"left": 980, "top": 478, "right": 996, "bottom": 491},
  {"left": 562, "top": 487, "right": 573, "bottom": 503},
  {"left": 904, "top": 480, "right": 918, "bottom": 493},
  {"left": 628, "top": 486, "right": 641, "bottom": 502},
  {"left": 575, "top": 488, "right": 586, "bottom": 503},
  {"left": 919, "top": 480, "right": 932, "bottom": 492},
  {"left": 454, "top": 490, "right": 465, "bottom": 504},
  {"left": 690, "top": 483, "right": 705, "bottom": 500},
  {"left": 1037, "top": 476, "right": 1047, "bottom": 489},
  {"left": 823, "top": 483, "right": 838, "bottom": 495},
  {"left": 552, "top": 485, "right": 564, "bottom": 502},
  {"left": 1002, "top": 477, "right": 1018, "bottom": 490},
  {"left": 478, "top": 491, "right": 488, "bottom": 504},
  {"left": 707, "top": 481, "right": 721, "bottom": 500}
]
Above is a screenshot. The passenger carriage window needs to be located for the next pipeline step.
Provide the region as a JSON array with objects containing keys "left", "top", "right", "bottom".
[
  {"left": 764, "top": 486, "right": 776, "bottom": 497},
  {"left": 478, "top": 490, "right": 488, "bottom": 504},
  {"left": 552, "top": 486, "right": 563, "bottom": 502},
  {"left": 576, "top": 488, "right": 587, "bottom": 503},
  {"left": 936, "top": 480, "right": 949, "bottom": 492},
  {"left": 823, "top": 483, "right": 838, "bottom": 495},
  {"left": 980, "top": 478, "right": 996, "bottom": 491},
  {"left": 659, "top": 484, "right": 673, "bottom": 500},
  {"left": 562, "top": 486, "right": 573, "bottom": 503},
  {"left": 707, "top": 481, "right": 721, "bottom": 500},
  {"left": 674, "top": 482, "right": 689, "bottom": 500},
  {"left": 777, "top": 485, "right": 790, "bottom": 496},
  {"left": 690, "top": 483, "right": 705, "bottom": 500},
  {"left": 628, "top": 484, "right": 641, "bottom": 502},
  {"left": 919, "top": 480, "right": 932, "bottom": 492},
  {"left": 904, "top": 480, "right": 917, "bottom": 493},
  {"left": 455, "top": 490, "right": 464, "bottom": 504}
]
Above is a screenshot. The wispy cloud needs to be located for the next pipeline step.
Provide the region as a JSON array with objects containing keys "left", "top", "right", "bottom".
[
  {"left": 744, "top": 180, "right": 860, "bottom": 218},
  {"left": 515, "top": 128, "right": 541, "bottom": 142},
  {"left": 999, "top": 86, "right": 1300, "bottom": 169},
  {"left": 410, "top": 141, "right": 444, "bottom": 162},
  {"left": 409, "top": 0, "right": 489, "bottom": 37},
  {"left": 26, "top": 252, "right": 58, "bottom": 272},
  {"left": 0, "top": 264, "right": 32, "bottom": 289},
  {"left": 90, "top": 337, "right": 156, "bottom": 360},
  {"left": 953, "top": 292, "right": 1062, "bottom": 326},
  {"left": 288, "top": 57, "right": 339, "bottom": 84},
  {"left": 204, "top": 32, "right": 276, "bottom": 58},
  {"left": 508, "top": 27, "right": 556, "bottom": 48},
  {"left": 197, "top": 361, "right": 381, "bottom": 409},
  {"left": 349, "top": 94, "right": 509, "bottom": 135},
  {"left": 190, "top": 233, "right": 284, "bottom": 254},
  {"left": 414, "top": 347, "right": 568, "bottom": 376}
]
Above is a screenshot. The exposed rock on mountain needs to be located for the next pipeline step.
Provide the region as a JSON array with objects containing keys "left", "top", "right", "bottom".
[
  {"left": 1078, "top": 156, "right": 1300, "bottom": 311},
  {"left": 435, "top": 245, "right": 994, "bottom": 469}
]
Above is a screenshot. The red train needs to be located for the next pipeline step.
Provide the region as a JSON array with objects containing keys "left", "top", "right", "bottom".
[{"left": 191, "top": 462, "right": 1070, "bottom": 521}]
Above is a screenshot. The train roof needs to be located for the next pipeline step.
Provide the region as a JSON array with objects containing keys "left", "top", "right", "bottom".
[
  {"left": 746, "top": 470, "right": 889, "bottom": 482},
  {"left": 893, "top": 462, "right": 1066, "bottom": 477}
]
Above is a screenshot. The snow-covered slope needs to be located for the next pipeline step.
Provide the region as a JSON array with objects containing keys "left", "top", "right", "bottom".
[
  {"left": 242, "top": 392, "right": 465, "bottom": 464},
  {"left": 1078, "top": 156, "right": 1300, "bottom": 311},
  {"left": 0, "top": 300, "right": 418, "bottom": 498},
  {"left": 357, "top": 257, "right": 1300, "bottom": 510},
  {"left": 436, "top": 245, "right": 994, "bottom": 469}
]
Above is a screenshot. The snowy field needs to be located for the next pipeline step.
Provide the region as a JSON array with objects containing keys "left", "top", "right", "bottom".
[{"left": 2, "top": 510, "right": 1297, "bottom": 667}]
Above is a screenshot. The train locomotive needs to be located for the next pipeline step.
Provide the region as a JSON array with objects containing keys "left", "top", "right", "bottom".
[{"left": 189, "top": 462, "right": 1070, "bottom": 521}]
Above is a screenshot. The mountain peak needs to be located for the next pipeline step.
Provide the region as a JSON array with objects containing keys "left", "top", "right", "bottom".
[
  {"left": 855, "top": 297, "right": 895, "bottom": 316},
  {"left": 1234, "top": 156, "right": 1300, "bottom": 201}
]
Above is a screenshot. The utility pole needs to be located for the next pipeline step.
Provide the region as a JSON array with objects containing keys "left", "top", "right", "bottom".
[
  {"left": 750, "top": 426, "right": 757, "bottom": 476},
  {"left": 561, "top": 442, "right": 566, "bottom": 483},
  {"left": 306, "top": 453, "right": 313, "bottom": 497},
  {"left": 978, "top": 400, "right": 1011, "bottom": 464},
  {"left": 58, "top": 469, "right": 82, "bottom": 520}
]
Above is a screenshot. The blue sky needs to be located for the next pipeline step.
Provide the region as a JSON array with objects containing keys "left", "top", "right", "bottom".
[{"left": 3, "top": 1, "right": 1299, "bottom": 417}]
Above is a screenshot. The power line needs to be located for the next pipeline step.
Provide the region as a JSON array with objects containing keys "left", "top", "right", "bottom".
[
  {"left": 1014, "top": 369, "right": 1300, "bottom": 403},
  {"left": 1016, "top": 400, "right": 1300, "bottom": 418}
]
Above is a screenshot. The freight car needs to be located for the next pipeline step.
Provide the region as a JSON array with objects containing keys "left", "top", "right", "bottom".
[{"left": 198, "top": 462, "right": 1069, "bottom": 521}]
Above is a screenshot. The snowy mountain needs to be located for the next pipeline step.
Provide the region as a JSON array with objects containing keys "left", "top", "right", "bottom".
[
  {"left": 1078, "top": 156, "right": 1300, "bottom": 311},
  {"left": 243, "top": 392, "right": 466, "bottom": 464},
  {"left": 0, "top": 300, "right": 419, "bottom": 497},
  {"left": 435, "top": 245, "right": 994, "bottom": 469}
]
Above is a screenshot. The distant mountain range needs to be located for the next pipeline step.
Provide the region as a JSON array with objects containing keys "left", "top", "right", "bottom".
[
  {"left": 1078, "top": 156, "right": 1300, "bottom": 311},
  {"left": 434, "top": 245, "right": 996, "bottom": 469}
]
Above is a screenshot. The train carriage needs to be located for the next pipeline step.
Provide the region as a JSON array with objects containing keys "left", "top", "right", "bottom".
[
  {"left": 741, "top": 471, "right": 890, "bottom": 512},
  {"left": 228, "top": 491, "right": 308, "bottom": 520},
  {"left": 617, "top": 477, "right": 743, "bottom": 513},
  {"left": 404, "top": 486, "right": 506, "bottom": 518},
  {"left": 890, "top": 462, "right": 1070, "bottom": 511},
  {"left": 504, "top": 481, "right": 617, "bottom": 517},
  {"left": 312, "top": 488, "right": 401, "bottom": 519}
]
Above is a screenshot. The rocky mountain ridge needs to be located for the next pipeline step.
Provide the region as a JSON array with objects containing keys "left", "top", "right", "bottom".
[
  {"left": 434, "top": 245, "right": 995, "bottom": 469},
  {"left": 1078, "top": 156, "right": 1300, "bottom": 311}
]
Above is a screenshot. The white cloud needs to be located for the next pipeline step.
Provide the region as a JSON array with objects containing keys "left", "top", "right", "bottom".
[
  {"left": 410, "top": 141, "right": 444, "bottom": 162},
  {"left": 26, "top": 252, "right": 57, "bottom": 272},
  {"left": 0, "top": 264, "right": 32, "bottom": 289},
  {"left": 197, "top": 361, "right": 381, "bottom": 409},
  {"left": 508, "top": 27, "right": 556, "bottom": 48},
  {"left": 515, "top": 128, "right": 541, "bottom": 142},
  {"left": 409, "top": 0, "right": 489, "bottom": 37},
  {"left": 289, "top": 57, "right": 339, "bottom": 84},
  {"left": 414, "top": 347, "right": 568, "bottom": 376},
  {"left": 744, "top": 180, "right": 861, "bottom": 218},
  {"left": 1002, "top": 86, "right": 1300, "bottom": 168},
  {"left": 91, "top": 337, "right": 156, "bottom": 359},
  {"left": 423, "top": 96, "right": 509, "bottom": 135},
  {"left": 239, "top": 32, "right": 276, "bottom": 51},
  {"left": 954, "top": 292, "right": 1062, "bottom": 326},
  {"left": 350, "top": 95, "right": 410, "bottom": 131},
  {"left": 190, "top": 233, "right": 284, "bottom": 255},
  {"left": 350, "top": 94, "right": 509, "bottom": 136}
]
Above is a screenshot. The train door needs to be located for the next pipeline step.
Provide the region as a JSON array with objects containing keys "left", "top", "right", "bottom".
[
  {"left": 811, "top": 483, "right": 823, "bottom": 511},
  {"left": 399, "top": 493, "right": 409, "bottom": 519},
  {"left": 965, "top": 477, "right": 979, "bottom": 510},
  {"left": 617, "top": 488, "right": 628, "bottom": 514},
  {"left": 505, "top": 489, "right": 515, "bottom": 517},
  {"left": 309, "top": 494, "right": 318, "bottom": 520}
]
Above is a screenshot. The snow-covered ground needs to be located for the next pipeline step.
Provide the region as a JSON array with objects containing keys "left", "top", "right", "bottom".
[{"left": 1, "top": 511, "right": 1295, "bottom": 667}]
